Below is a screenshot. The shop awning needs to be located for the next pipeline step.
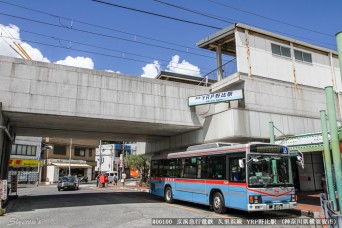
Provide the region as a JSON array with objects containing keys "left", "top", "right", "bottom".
[{"left": 51, "top": 163, "right": 92, "bottom": 168}]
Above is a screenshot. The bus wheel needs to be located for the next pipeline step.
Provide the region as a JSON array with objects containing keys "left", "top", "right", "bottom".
[
  {"left": 165, "top": 187, "right": 174, "bottom": 204},
  {"left": 213, "top": 192, "right": 227, "bottom": 214}
]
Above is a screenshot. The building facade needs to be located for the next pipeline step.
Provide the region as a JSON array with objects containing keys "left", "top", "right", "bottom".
[
  {"left": 9, "top": 136, "right": 42, "bottom": 184},
  {"left": 147, "top": 23, "right": 341, "bottom": 191},
  {"left": 41, "top": 138, "right": 97, "bottom": 183}
]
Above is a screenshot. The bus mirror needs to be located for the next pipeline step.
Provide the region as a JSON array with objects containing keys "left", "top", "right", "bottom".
[
  {"left": 296, "top": 151, "right": 304, "bottom": 169},
  {"left": 239, "top": 159, "right": 244, "bottom": 168}
]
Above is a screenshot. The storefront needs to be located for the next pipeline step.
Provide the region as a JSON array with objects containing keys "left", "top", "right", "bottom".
[
  {"left": 45, "top": 159, "right": 93, "bottom": 183},
  {"left": 8, "top": 159, "right": 43, "bottom": 184}
]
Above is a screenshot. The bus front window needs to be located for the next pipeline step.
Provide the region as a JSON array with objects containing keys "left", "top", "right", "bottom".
[{"left": 247, "top": 156, "right": 292, "bottom": 187}]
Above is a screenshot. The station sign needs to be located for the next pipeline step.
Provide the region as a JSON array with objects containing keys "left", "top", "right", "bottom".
[{"left": 188, "top": 89, "right": 243, "bottom": 106}]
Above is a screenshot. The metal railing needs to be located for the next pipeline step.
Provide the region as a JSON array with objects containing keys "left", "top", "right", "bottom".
[{"left": 204, "top": 58, "right": 237, "bottom": 81}]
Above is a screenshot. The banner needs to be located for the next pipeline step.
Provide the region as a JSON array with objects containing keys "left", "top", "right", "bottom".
[{"left": 188, "top": 89, "right": 243, "bottom": 106}]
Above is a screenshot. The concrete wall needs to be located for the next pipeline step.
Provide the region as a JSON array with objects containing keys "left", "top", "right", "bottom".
[
  {"left": 0, "top": 56, "right": 207, "bottom": 133},
  {"left": 146, "top": 75, "right": 328, "bottom": 154}
]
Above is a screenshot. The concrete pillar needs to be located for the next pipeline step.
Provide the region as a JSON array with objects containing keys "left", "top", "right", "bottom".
[{"left": 216, "top": 45, "right": 223, "bottom": 81}]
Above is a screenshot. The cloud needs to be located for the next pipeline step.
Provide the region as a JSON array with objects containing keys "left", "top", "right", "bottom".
[
  {"left": 141, "top": 60, "right": 161, "bottom": 78},
  {"left": 0, "top": 24, "right": 50, "bottom": 62},
  {"left": 167, "top": 55, "right": 201, "bottom": 77},
  {"left": 1, "top": 24, "right": 94, "bottom": 69},
  {"left": 105, "top": 70, "right": 121, "bottom": 74},
  {"left": 55, "top": 56, "right": 94, "bottom": 69}
]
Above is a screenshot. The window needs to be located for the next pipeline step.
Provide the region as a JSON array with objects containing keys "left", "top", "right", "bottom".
[
  {"left": 54, "top": 145, "right": 66, "bottom": 155},
  {"left": 294, "top": 50, "right": 312, "bottom": 63},
  {"left": 271, "top": 43, "right": 291, "bottom": 58},
  {"left": 75, "top": 148, "right": 85, "bottom": 157},
  {"left": 10, "top": 144, "right": 37, "bottom": 156},
  {"left": 89, "top": 149, "right": 93, "bottom": 157},
  {"left": 151, "top": 160, "right": 160, "bottom": 177},
  {"left": 183, "top": 158, "right": 197, "bottom": 178},
  {"left": 11, "top": 145, "right": 17, "bottom": 155},
  {"left": 229, "top": 157, "right": 246, "bottom": 182},
  {"left": 201, "top": 156, "right": 226, "bottom": 179}
]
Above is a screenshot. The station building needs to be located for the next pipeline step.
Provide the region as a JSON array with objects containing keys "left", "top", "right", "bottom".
[
  {"left": 149, "top": 23, "right": 341, "bottom": 192},
  {"left": 196, "top": 23, "right": 341, "bottom": 192}
]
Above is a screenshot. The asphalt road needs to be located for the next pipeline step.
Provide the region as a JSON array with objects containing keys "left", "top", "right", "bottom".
[{"left": 0, "top": 183, "right": 310, "bottom": 228}]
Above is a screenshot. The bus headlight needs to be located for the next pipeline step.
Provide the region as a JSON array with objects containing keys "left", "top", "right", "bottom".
[
  {"left": 291, "top": 194, "right": 297, "bottom": 202},
  {"left": 249, "top": 195, "right": 262, "bottom": 204}
]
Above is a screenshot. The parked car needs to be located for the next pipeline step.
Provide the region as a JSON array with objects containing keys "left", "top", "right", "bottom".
[{"left": 57, "top": 176, "right": 79, "bottom": 191}]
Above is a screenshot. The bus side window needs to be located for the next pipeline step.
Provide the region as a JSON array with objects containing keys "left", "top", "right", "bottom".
[{"left": 229, "top": 157, "right": 246, "bottom": 182}]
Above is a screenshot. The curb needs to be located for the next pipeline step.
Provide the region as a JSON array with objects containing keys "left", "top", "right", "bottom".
[{"left": 119, "top": 187, "right": 149, "bottom": 193}]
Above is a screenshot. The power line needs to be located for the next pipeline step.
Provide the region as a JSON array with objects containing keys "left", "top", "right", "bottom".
[
  {"left": 153, "top": 0, "right": 234, "bottom": 25},
  {"left": 207, "top": 0, "right": 334, "bottom": 38},
  {"left": 0, "top": 0, "right": 213, "bottom": 55},
  {"left": 18, "top": 28, "right": 215, "bottom": 71},
  {"left": 0, "top": 34, "right": 213, "bottom": 75},
  {"left": 0, "top": 12, "right": 219, "bottom": 60},
  {"left": 91, "top": 0, "right": 222, "bottom": 30}
]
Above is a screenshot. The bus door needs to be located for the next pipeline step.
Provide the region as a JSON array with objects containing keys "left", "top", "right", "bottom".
[{"left": 228, "top": 157, "right": 247, "bottom": 210}]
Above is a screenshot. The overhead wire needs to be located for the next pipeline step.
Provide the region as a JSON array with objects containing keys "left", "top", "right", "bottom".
[
  {"left": 91, "top": 0, "right": 222, "bottom": 30},
  {"left": 0, "top": 12, "right": 219, "bottom": 60},
  {"left": 0, "top": 34, "right": 215, "bottom": 75},
  {"left": 207, "top": 0, "right": 334, "bottom": 38},
  {"left": 152, "top": 0, "right": 234, "bottom": 25},
  {"left": 0, "top": 0, "right": 214, "bottom": 55},
  {"left": 151, "top": 0, "right": 336, "bottom": 48},
  {"left": 17, "top": 28, "right": 216, "bottom": 72}
]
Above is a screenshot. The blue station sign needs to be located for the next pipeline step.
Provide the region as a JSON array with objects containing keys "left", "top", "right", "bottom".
[{"left": 188, "top": 89, "right": 244, "bottom": 106}]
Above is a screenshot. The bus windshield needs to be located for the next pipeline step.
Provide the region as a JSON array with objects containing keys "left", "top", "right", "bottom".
[{"left": 247, "top": 156, "right": 292, "bottom": 187}]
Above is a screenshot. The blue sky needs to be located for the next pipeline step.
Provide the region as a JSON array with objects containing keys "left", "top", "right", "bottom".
[{"left": 0, "top": 0, "right": 341, "bottom": 78}]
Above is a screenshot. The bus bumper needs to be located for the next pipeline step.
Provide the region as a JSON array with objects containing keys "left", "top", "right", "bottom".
[{"left": 247, "top": 202, "right": 297, "bottom": 211}]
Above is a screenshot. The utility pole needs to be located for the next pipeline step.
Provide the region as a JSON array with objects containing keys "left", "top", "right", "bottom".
[
  {"left": 68, "top": 138, "right": 72, "bottom": 176},
  {"left": 99, "top": 140, "right": 102, "bottom": 174}
]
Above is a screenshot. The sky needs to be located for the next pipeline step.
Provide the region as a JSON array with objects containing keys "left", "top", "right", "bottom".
[{"left": 0, "top": 0, "right": 341, "bottom": 79}]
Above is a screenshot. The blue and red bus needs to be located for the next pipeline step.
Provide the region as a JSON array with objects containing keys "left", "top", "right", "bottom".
[{"left": 150, "top": 142, "right": 297, "bottom": 213}]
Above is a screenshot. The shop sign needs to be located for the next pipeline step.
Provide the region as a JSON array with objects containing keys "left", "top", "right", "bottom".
[
  {"left": 9, "top": 159, "right": 43, "bottom": 167},
  {"left": 188, "top": 89, "right": 244, "bottom": 106}
]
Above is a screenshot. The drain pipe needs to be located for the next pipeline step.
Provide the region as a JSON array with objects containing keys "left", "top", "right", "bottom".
[{"left": 0, "top": 126, "right": 14, "bottom": 142}]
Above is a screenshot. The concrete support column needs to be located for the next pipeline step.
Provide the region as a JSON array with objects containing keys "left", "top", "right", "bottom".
[{"left": 216, "top": 45, "right": 223, "bottom": 81}]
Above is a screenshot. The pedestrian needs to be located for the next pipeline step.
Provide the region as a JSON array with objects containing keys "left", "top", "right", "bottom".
[
  {"left": 122, "top": 173, "right": 126, "bottom": 186},
  {"left": 96, "top": 173, "right": 101, "bottom": 187},
  {"left": 113, "top": 173, "right": 118, "bottom": 185}
]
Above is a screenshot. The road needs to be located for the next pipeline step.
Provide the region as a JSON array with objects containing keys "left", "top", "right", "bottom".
[{"left": 0, "top": 183, "right": 311, "bottom": 227}]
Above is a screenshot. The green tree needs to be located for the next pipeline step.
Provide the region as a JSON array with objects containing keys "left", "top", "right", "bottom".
[{"left": 124, "top": 154, "right": 150, "bottom": 182}]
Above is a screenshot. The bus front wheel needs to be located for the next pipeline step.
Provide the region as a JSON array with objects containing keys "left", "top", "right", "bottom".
[
  {"left": 165, "top": 187, "right": 174, "bottom": 204},
  {"left": 213, "top": 192, "right": 227, "bottom": 214}
]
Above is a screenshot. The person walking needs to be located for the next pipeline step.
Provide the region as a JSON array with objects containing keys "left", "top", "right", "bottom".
[
  {"left": 121, "top": 173, "right": 126, "bottom": 186},
  {"left": 113, "top": 173, "right": 118, "bottom": 185}
]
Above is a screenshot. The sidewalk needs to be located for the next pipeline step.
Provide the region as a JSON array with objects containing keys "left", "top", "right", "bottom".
[
  {"left": 293, "top": 191, "right": 323, "bottom": 218},
  {"left": 107, "top": 179, "right": 149, "bottom": 192}
]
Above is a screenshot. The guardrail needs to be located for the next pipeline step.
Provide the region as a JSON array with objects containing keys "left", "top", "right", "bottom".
[{"left": 204, "top": 58, "right": 237, "bottom": 81}]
